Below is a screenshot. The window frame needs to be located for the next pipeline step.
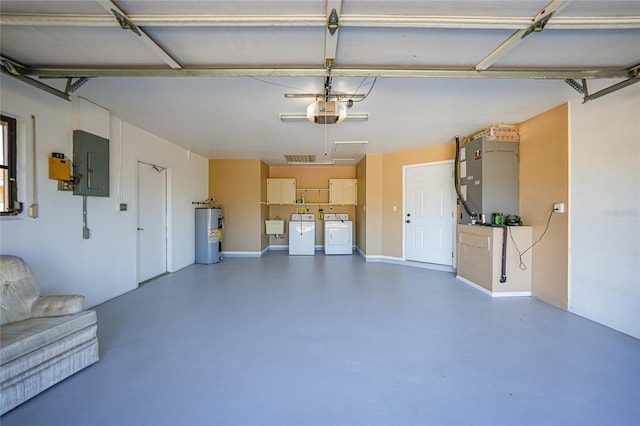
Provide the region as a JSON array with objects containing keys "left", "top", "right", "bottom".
[{"left": 1, "top": 114, "right": 19, "bottom": 216}]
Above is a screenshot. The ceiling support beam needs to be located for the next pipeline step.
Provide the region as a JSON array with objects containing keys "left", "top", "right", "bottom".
[
  {"left": 0, "top": 69, "right": 70, "bottom": 101},
  {"left": 583, "top": 77, "right": 640, "bottom": 103},
  {"left": 11, "top": 65, "right": 635, "bottom": 80},
  {"left": 475, "top": 0, "right": 572, "bottom": 71},
  {"left": 324, "top": 0, "right": 342, "bottom": 69},
  {"left": 2, "top": 13, "right": 639, "bottom": 30},
  {"left": 95, "top": 0, "right": 182, "bottom": 70}
]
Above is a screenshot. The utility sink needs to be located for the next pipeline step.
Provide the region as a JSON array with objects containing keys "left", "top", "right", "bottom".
[{"left": 265, "top": 220, "right": 285, "bottom": 235}]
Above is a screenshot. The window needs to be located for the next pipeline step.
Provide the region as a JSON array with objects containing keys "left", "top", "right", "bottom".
[{"left": 1, "top": 115, "right": 19, "bottom": 215}]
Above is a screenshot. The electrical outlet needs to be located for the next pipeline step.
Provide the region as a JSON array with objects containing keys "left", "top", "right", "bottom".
[
  {"left": 58, "top": 181, "right": 73, "bottom": 191},
  {"left": 119, "top": 203, "right": 128, "bottom": 211},
  {"left": 553, "top": 203, "right": 565, "bottom": 213}
]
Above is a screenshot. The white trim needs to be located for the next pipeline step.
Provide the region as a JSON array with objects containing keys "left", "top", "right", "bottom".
[
  {"left": 165, "top": 167, "right": 174, "bottom": 272},
  {"left": 361, "top": 251, "right": 455, "bottom": 272},
  {"left": 456, "top": 275, "right": 532, "bottom": 298},
  {"left": 222, "top": 251, "right": 263, "bottom": 258},
  {"left": 268, "top": 245, "right": 289, "bottom": 251},
  {"left": 567, "top": 101, "right": 574, "bottom": 312}
]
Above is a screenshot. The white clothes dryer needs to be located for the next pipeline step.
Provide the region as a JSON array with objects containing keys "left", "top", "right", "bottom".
[{"left": 324, "top": 214, "right": 353, "bottom": 255}]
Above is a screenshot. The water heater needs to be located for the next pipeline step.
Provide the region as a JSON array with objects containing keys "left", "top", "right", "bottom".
[{"left": 195, "top": 207, "right": 223, "bottom": 264}]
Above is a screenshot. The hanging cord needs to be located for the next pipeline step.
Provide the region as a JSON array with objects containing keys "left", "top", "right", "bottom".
[
  {"left": 510, "top": 209, "right": 555, "bottom": 270},
  {"left": 351, "top": 77, "right": 378, "bottom": 103},
  {"left": 324, "top": 118, "right": 328, "bottom": 157}
]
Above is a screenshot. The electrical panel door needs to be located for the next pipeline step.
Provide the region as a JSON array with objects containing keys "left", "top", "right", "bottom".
[{"left": 73, "top": 130, "right": 109, "bottom": 197}]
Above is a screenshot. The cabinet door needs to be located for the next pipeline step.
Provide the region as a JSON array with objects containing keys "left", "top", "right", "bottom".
[
  {"left": 267, "top": 178, "right": 296, "bottom": 204},
  {"left": 330, "top": 179, "right": 344, "bottom": 205},
  {"left": 343, "top": 179, "right": 357, "bottom": 205},
  {"left": 267, "top": 178, "right": 282, "bottom": 204},
  {"left": 280, "top": 178, "right": 296, "bottom": 204},
  {"left": 330, "top": 179, "right": 357, "bottom": 205}
]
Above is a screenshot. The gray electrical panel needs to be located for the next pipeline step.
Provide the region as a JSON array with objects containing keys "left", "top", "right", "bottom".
[
  {"left": 459, "top": 136, "right": 519, "bottom": 224},
  {"left": 73, "top": 130, "right": 109, "bottom": 197}
]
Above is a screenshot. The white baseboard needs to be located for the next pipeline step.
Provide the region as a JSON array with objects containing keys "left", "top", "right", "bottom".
[
  {"left": 456, "top": 275, "right": 532, "bottom": 298},
  {"left": 356, "top": 247, "right": 454, "bottom": 273},
  {"left": 268, "top": 245, "right": 288, "bottom": 251},
  {"left": 221, "top": 251, "right": 264, "bottom": 258}
]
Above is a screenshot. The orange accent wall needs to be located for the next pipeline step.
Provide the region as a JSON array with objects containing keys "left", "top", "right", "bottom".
[
  {"left": 519, "top": 103, "right": 569, "bottom": 309},
  {"left": 260, "top": 161, "right": 270, "bottom": 251},
  {"left": 356, "top": 158, "right": 367, "bottom": 252},
  {"left": 209, "top": 159, "right": 264, "bottom": 252},
  {"left": 269, "top": 166, "right": 355, "bottom": 183},
  {"left": 268, "top": 165, "right": 357, "bottom": 247},
  {"left": 361, "top": 154, "right": 383, "bottom": 255},
  {"left": 378, "top": 143, "right": 456, "bottom": 258}
]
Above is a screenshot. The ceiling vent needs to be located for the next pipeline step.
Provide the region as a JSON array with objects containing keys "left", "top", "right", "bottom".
[
  {"left": 306, "top": 100, "right": 346, "bottom": 124},
  {"left": 284, "top": 155, "right": 316, "bottom": 163},
  {"left": 284, "top": 154, "right": 335, "bottom": 165}
]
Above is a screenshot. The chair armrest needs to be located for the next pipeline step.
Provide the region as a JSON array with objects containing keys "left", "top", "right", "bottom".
[{"left": 30, "top": 295, "right": 85, "bottom": 318}]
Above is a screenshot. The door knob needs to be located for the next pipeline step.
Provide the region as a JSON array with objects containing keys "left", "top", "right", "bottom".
[
  {"left": 137, "top": 227, "right": 144, "bottom": 231},
  {"left": 405, "top": 220, "right": 411, "bottom": 223}
]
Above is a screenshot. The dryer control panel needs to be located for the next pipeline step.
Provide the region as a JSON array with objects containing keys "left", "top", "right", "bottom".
[{"left": 324, "top": 213, "right": 349, "bottom": 221}]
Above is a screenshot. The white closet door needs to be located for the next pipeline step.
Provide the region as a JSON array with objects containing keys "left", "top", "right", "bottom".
[{"left": 137, "top": 161, "right": 167, "bottom": 283}]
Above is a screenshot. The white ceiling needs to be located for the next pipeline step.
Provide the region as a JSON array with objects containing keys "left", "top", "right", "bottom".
[{"left": 1, "top": 1, "right": 639, "bottom": 165}]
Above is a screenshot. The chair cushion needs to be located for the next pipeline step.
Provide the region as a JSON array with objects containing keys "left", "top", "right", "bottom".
[
  {"left": 0, "top": 255, "right": 41, "bottom": 326},
  {"left": 31, "top": 295, "right": 84, "bottom": 318},
  {"left": 0, "top": 310, "right": 97, "bottom": 365}
]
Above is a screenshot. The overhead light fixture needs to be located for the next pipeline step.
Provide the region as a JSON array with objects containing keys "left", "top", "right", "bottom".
[
  {"left": 284, "top": 93, "right": 365, "bottom": 100},
  {"left": 279, "top": 112, "right": 369, "bottom": 122},
  {"left": 287, "top": 161, "right": 335, "bottom": 165}
]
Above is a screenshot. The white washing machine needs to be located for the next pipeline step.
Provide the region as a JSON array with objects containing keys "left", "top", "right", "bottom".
[
  {"left": 324, "top": 214, "right": 353, "bottom": 255},
  {"left": 289, "top": 214, "right": 316, "bottom": 255}
]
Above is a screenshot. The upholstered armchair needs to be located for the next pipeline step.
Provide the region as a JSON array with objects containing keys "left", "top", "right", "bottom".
[{"left": 0, "top": 255, "right": 99, "bottom": 414}]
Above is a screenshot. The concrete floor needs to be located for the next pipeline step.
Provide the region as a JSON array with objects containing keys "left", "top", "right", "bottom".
[{"left": 2, "top": 252, "right": 639, "bottom": 426}]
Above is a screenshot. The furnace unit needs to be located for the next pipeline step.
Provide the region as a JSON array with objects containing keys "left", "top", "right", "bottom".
[{"left": 458, "top": 135, "right": 519, "bottom": 224}]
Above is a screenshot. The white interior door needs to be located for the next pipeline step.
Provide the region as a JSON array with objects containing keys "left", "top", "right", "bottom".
[
  {"left": 137, "top": 161, "right": 167, "bottom": 283},
  {"left": 404, "top": 162, "right": 455, "bottom": 265}
]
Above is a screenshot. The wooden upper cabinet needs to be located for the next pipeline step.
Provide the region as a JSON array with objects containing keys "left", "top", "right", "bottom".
[
  {"left": 267, "top": 178, "right": 296, "bottom": 205},
  {"left": 329, "top": 179, "right": 357, "bottom": 205}
]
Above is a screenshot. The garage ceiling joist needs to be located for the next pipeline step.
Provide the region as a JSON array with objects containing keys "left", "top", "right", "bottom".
[
  {"left": 2, "top": 13, "right": 639, "bottom": 30},
  {"left": 1, "top": 1, "right": 638, "bottom": 104},
  {"left": 3, "top": 62, "right": 636, "bottom": 80},
  {"left": 474, "top": 0, "right": 572, "bottom": 71},
  {"left": 95, "top": 0, "right": 182, "bottom": 70},
  {"left": 324, "top": 0, "right": 342, "bottom": 69}
]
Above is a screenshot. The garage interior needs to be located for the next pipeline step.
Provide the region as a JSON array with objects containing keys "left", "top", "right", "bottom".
[{"left": 1, "top": 1, "right": 639, "bottom": 424}]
